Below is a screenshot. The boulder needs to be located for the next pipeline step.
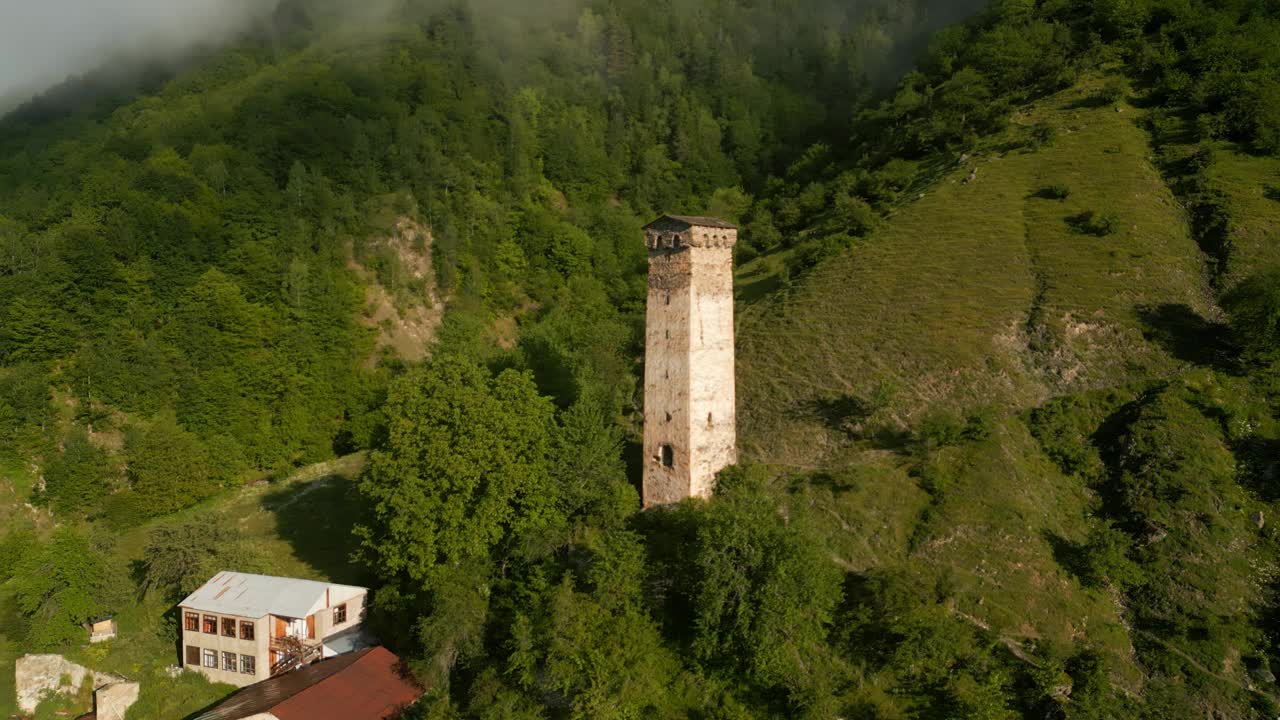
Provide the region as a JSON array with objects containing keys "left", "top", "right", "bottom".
[{"left": 14, "top": 654, "right": 125, "bottom": 714}]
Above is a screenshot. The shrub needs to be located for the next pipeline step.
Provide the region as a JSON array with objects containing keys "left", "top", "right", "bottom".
[
  {"left": 1223, "top": 268, "right": 1280, "bottom": 361},
  {"left": 916, "top": 411, "right": 967, "bottom": 448},
  {"left": 916, "top": 409, "right": 997, "bottom": 449},
  {"left": 962, "top": 407, "right": 997, "bottom": 442},
  {"left": 1078, "top": 522, "right": 1143, "bottom": 589},
  {"left": 786, "top": 234, "right": 856, "bottom": 278},
  {"left": 1031, "top": 123, "right": 1058, "bottom": 148},
  {"left": 1041, "top": 183, "right": 1071, "bottom": 200},
  {"left": 1069, "top": 210, "right": 1119, "bottom": 237},
  {"left": 1099, "top": 76, "right": 1128, "bottom": 104},
  {"left": 833, "top": 194, "right": 881, "bottom": 236}
]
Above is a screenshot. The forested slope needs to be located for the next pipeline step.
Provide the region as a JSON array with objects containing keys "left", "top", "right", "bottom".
[{"left": 5, "top": 1, "right": 1280, "bottom": 719}]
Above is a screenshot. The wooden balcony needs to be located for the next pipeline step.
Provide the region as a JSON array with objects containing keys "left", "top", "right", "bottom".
[{"left": 269, "top": 635, "right": 323, "bottom": 677}]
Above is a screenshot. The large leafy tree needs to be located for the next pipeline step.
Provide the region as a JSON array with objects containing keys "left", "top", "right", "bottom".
[
  {"left": 40, "top": 426, "right": 112, "bottom": 518},
  {"left": 12, "top": 527, "right": 127, "bottom": 649},
  {"left": 140, "top": 514, "right": 268, "bottom": 599},
  {"left": 125, "top": 414, "right": 216, "bottom": 520},
  {"left": 356, "top": 355, "right": 560, "bottom": 589},
  {"left": 685, "top": 466, "right": 844, "bottom": 710}
]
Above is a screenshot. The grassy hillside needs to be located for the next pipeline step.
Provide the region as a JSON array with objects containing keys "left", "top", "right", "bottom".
[
  {"left": 733, "top": 63, "right": 1280, "bottom": 716},
  {"left": 1207, "top": 152, "right": 1280, "bottom": 288},
  {"left": 739, "top": 76, "right": 1214, "bottom": 469},
  {"left": 732, "top": 78, "right": 1187, "bottom": 695}
]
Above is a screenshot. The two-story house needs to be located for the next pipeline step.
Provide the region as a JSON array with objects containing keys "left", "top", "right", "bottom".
[{"left": 179, "top": 571, "right": 369, "bottom": 687}]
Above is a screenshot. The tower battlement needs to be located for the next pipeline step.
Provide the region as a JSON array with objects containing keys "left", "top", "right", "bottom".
[
  {"left": 641, "top": 214, "right": 738, "bottom": 508},
  {"left": 644, "top": 215, "right": 738, "bottom": 251}
]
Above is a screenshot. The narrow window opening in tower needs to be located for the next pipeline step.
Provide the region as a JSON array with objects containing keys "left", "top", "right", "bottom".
[
  {"left": 660, "top": 444, "right": 674, "bottom": 468},
  {"left": 665, "top": 292, "right": 670, "bottom": 306},
  {"left": 707, "top": 412, "right": 713, "bottom": 426},
  {"left": 665, "top": 412, "right": 672, "bottom": 422}
]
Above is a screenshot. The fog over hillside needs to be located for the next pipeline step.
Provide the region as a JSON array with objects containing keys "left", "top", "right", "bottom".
[
  {"left": 0, "top": 0, "right": 275, "bottom": 112},
  {"left": 0, "top": 0, "right": 987, "bottom": 115}
]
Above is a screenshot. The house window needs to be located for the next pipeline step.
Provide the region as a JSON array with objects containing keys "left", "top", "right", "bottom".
[
  {"left": 184, "top": 612, "right": 199, "bottom": 632},
  {"left": 202, "top": 615, "right": 217, "bottom": 634},
  {"left": 202, "top": 649, "right": 217, "bottom": 668},
  {"left": 221, "top": 618, "right": 236, "bottom": 638},
  {"left": 240, "top": 621, "right": 255, "bottom": 640},
  {"left": 222, "top": 651, "right": 236, "bottom": 672},
  {"left": 333, "top": 604, "right": 347, "bottom": 625},
  {"left": 185, "top": 645, "right": 200, "bottom": 667},
  {"left": 241, "top": 654, "right": 256, "bottom": 675},
  {"left": 660, "top": 444, "right": 674, "bottom": 468}
]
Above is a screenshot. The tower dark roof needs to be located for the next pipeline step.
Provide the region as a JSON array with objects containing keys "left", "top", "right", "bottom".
[{"left": 644, "top": 214, "right": 737, "bottom": 230}]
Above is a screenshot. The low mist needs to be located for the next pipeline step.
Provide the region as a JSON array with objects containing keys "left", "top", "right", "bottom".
[
  {"left": 0, "top": 0, "right": 990, "bottom": 118},
  {"left": 0, "top": 0, "right": 276, "bottom": 114}
]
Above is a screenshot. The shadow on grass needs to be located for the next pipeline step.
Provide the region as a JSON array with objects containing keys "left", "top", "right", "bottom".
[
  {"left": 801, "top": 395, "right": 875, "bottom": 432},
  {"left": 1027, "top": 186, "right": 1070, "bottom": 201},
  {"left": 736, "top": 268, "right": 785, "bottom": 305},
  {"left": 1042, "top": 529, "right": 1087, "bottom": 583},
  {"left": 1236, "top": 436, "right": 1280, "bottom": 503},
  {"left": 789, "top": 394, "right": 913, "bottom": 453},
  {"left": 1135, "top": 303, "right": 1234, "bottom": 371},
  {"left": 806, "top": 471, "right": 858, "bottom": 494},
  {"left": 1063, "top": 94, "right": 1114, "bottom": 110},
  {"left": 262, "top": 474, "right": 370, "bottom": 586}
]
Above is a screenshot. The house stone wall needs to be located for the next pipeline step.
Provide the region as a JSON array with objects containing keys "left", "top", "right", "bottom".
[
  {"left": 315, "top": 590, "right": 366, "bottom": 640},
  {"left": 180, "top": 609, "right": 268, "bottom": 687}
]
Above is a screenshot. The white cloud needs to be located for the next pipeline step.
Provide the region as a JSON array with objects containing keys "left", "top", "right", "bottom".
[{"left": 0, "top": 0, "right": 273, "bottom": 110}]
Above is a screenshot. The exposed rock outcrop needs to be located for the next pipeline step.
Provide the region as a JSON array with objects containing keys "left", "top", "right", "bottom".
[{"left": 14, "top": 654, "right": 125, "bottom": 714}]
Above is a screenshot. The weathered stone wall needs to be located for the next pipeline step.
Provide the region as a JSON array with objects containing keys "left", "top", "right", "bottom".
[
  {"left": 643, "top": 249, "right": 693, "bottom": 506},
  {"left": 685, "top": 245, "right": 737, "bottom": 500},
  {"left": 95, "top": 681, "right": 140, "bottom": 720},
  {"left": 642, "top": 221, "right": 737, "bottom": 507},
  {"left": 14, "top": 654, "right": 124, "bottom": 714}
]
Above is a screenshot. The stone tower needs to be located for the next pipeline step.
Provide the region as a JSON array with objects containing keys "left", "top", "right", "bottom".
[{"left": 642, "top": 215, "right": 738, "bottom": 507}]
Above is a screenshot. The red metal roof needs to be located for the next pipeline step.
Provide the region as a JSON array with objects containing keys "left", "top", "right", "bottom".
[
  {"left": 270, "top": 647, "right": 420, "bottom": 720},
  {"left": 193, "top": 647, "right": 421, "bottom": 720}
]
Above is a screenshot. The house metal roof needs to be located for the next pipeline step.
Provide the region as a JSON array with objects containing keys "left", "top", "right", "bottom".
[
  {"left": 644, "top": 214, "right": 737, "bottom": 230},
  {"left": 191, "top": 647, "right": 421, "bottom": 720},
  {"left": 179, "top": 571, "right": 366, "bottom": 620}
]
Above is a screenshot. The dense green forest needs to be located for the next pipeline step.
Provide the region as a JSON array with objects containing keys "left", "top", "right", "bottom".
[{"left": 7, "top": 0, "right": 1280, "bottom": 717}]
